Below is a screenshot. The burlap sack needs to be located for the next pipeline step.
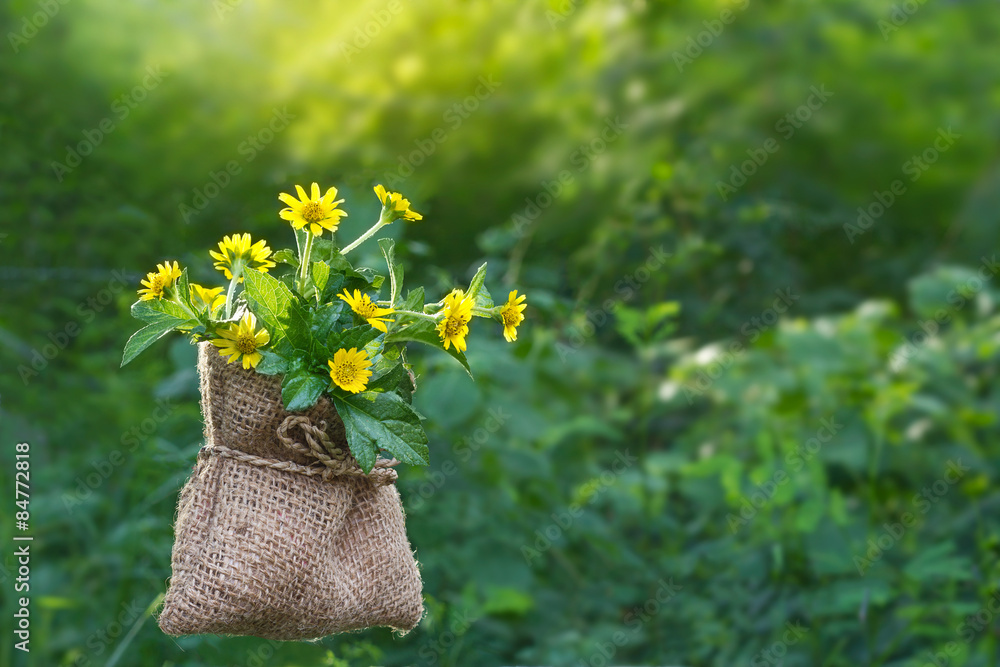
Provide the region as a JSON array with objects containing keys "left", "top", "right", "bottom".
[{"left": 157, "top": 343, "right": 423, "bottom": 639}]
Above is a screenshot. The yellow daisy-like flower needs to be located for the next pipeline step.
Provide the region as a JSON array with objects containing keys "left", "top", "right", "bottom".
[
  {"left": 190, "top": 283, "right": 226, "bottom": 314},
  {"left": 436, "top": 289, "right": 474, "bottom": 352},
  {"left": 328, "top": 347, "right": 373, "bottom": 394},
  {"left": 278, "top": 182, "right": 347, "bottom": 236},
  {"left": 210, "top": 233, "right": 276, "bottom": 281},
  {"left": 137, "top": 261, "right": 182, "bottom": 301},
  {"left": 338, "top": 289, "right": 395, "bottom": 333},
  {"left": 374, "top": 184, "right": 423, "bottom": 223},
  {"left": 211, "top": 312, "right": 270, "bottom": 369},
  {"left": 499, "top": 290, "right": 527, "bottom": 342}
]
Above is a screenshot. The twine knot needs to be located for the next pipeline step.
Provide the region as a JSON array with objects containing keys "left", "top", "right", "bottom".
[
  {"left": 276, "top": 415, "right": 400, "bottom": 485},
  {"left": 202, "top": 415, "right": 399, "bottom": 486}
]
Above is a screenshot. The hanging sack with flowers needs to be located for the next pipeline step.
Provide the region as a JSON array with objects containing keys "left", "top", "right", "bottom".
[{"left": 122, "top": 183, "right": 527, "bottom": 640}]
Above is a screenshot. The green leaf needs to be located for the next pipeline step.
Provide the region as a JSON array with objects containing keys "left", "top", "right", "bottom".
[
  {"left": 121, "top": 321, "right": 183, "bottom": 366},
  {"left": 385, "top": 319, "right": 473, "bottom": 377},
  {"left": 475, "top": 284, "right": 494, "bottom": 310},
  {"left": 371, "top": 355, "right": 413, "bottom": 403},
  {"left": 311, "top": 237, "right": 338, "bottom": 263},
  {"left": 333, "top": 391, "right": 429, "bottom": 472},
  {"left": 332, "top": 402, "right": 377, "bottom": 472},
  {"left": 176, "top": 268, "right": 192, "bottom": 309},
  {"left": 466, "top": 262, "right": 493, "bottom": 308},
  {"left": 312, "top": 261, "right": 330, "bottom": 295},
  {"left": 281, "top": 371, "right": 327, "bottom": 411},
  {"left": 467, "top": 261, "right": 488, "bottom": 300},
  {"left": 390, "top": 287, "right": 427, "bottom": 335},
  {"left": 255, "top": 350, "right": 290, "bottom": 376},
  {"left": 325, "top": 249, "right": 381, "bottom": 291},
  {"left": 124, "top": 299, "right": 196, "bottom": 365},
  {"left": 330, "top": 325, "right": 383, "bottom": 358},
  {"left": 378, "top": 238, "right": 404, "bottom": 307},
  {"left": 131, "top": 299, "right": 193, "bottom": 325},
  {"left": 273, "top": 248, "right": 299, "bottom": 267},
  {"left": 367, "top": 362, "right": 405, "bottom": 394},
  {"left": 356, "top": 267, "right": 384, "bottom": 289},
  {"left": 400, "top": 286, "right": 425, "bottom": 313},
  {"left": 311, "top": 302, "right": 348, "bottom": 341},
  {"left": 271, "top": 336, "right": 297, "bottom": 355},
  {"left": 293, "top": 227, "right": 309, "bottom": 260},
  {"left": 327, "top": 250, "right": 362, "bottom": 278},
  {"left": 242, "top": 268, "right": 311, "bottom": 350},
  {"left": 325, "top": 273, "right": 346, "bottom": 299},
  {"left": 396, "top": 365, "right": 415, "bottom": 403},
  {"left": 276, "top": 273, "right": 297, "bottom": 294},
  {"left": 370, "top": 342, "right": 402, "bottom": 377}
]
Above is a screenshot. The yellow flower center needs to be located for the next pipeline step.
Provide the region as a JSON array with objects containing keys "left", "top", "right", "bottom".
[
  {"left": 236, "top": 332, "right": 257, "bottom": 355},
  {"left": 444, "top": 316, "right": 465, "bottom": 336},
  {"left": 332, "top": 361, "right": 358, "bottom": 385},
  {"left": 355, "top": 298, "right": 377, "bottom": 318},
  {"left": 151, "top": 274, "right": 165, "bottom": 295},
  {"left": 301, "top": 201, "right": 324, "bottom": 223},
  {"left": 502, "top": 307, "right": 520, "bottom": 327}
]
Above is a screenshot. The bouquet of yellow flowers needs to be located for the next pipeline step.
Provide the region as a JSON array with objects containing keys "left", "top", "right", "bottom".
[
  {"left": 124, "top": 182, "right": 526, "bottom": 640},
  {"left": 124, "top": 182, "right": 526, "bottom": 471}
]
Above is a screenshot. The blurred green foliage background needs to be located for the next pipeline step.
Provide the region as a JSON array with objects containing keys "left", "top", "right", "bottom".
[{"left": 1, "top": 0, "right": 999, "bottom": 665}]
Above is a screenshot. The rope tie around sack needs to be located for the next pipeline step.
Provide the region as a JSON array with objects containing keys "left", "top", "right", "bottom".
[{"left": 203, "top": 415, "right": 399, "bottom": 486}]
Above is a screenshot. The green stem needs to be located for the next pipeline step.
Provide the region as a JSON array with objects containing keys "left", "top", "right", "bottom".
[
  {"left": 471, "top": 306, "right": 496, "bottom": 318},
  {"left": 394, "top": 309, "right": 438, "bottom": 323},
  {"left": 225, "top": 261, "right": 244, "bottom": 319},
  {"left": 298, "top": 231, "right": 315, "bottom": 290},
  {"left": 341, "top": 220, "right": 386, "bottom": 255}
]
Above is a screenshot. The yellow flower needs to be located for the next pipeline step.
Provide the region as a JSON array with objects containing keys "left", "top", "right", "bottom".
[
  {"left": 436, "top": 289, "right": 473, "bottom": 352},
  {"left": 278, "top": 182, "right": 347, "bottom": 236},
  {"left": 211, "top": 312, "right": 270, "bottom": 369},
  {"left": 374, "top": 184, "right": 422, "bottom": 223},
  {"left": 499, "top": 290, "right": 527, "bottom": 342},
  {"left": 328, "top": 347, "right": 373, "bottom": 394},
  {"left": 190, "top": 283, "right": 226, "bottom": 314},
  {"left": 210, "top": 233, "right": 275, "bottom": 281},
  {"left": 137, "top": 261, "right": 182, "bottom": 301},
  {"left": 338, "top": 289, "right": 395, "bottom": 333}
]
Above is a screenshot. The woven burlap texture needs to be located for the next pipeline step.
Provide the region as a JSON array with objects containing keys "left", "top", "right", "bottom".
[{"left": 157, "top": 342, "right": 424, "bottom": 640}]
